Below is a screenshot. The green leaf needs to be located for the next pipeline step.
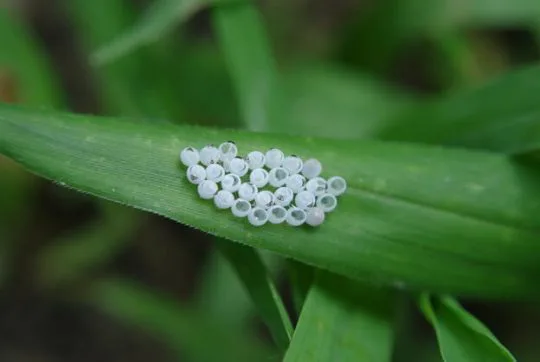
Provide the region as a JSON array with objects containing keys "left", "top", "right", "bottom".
[
  {"left": 210, "top": 3, "right": 294, "bottom": 349},
  {"left": 196, "top": 249, "right": 253, "bottom": 327},
  {"left": 376, "top": 64, "right": 540, "bottom": 154},
  {"left": 1, "top": 104, "right": 540, "bottom": 298},
  {"left": 0, "top": 9, "right": 62, "bottom": 107},
  {"left": 419, "top": 294, "right": 516, "bottom": 362},
  {"left": 88, "top": 278, "right": 275, "bottom": 362},
  {"left": 268, "top": 64, "right": 415, "bottom": 139},
  {"left": 212, "top": 1, "right": 276, "bottom": 131},
  {"left": 67, "top": 0, "right": 147, "bottom": 115},
  {"left": 92, "top": 0, "right": 210, "bottom": 66},
  {"left": 339, "top": 0, "right": 540, "bottom": 74},
  {"left": 285, "top": 272, "right": 395, "bottom": 361},
  {"left": 215, "top": 240, "right": 293, "bottom": 350}
]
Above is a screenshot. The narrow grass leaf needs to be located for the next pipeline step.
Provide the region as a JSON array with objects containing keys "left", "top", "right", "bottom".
[
  {"left": 419, "top": 294, "right": 516, "bottom": 362},
  {"left": 285, "top": 272, "right": 395, "bottom": 362},
  {"left": 339, "top": 0, "right": 540, "bottom": 73},
  {"left": 212, "top": 1, "right": 276, "bottom": 131},
  {"left": 67, "top": 0, "right": 146, "bottom": 115},
  {"left": 92, "top": 0, "right": 209, "bottom": 66},
  {"left": 87, "top": 278, "right": 275, "bottom": 362},
  {"left": 1, "top": 105, "right": 540, "bottom": 298},
  {"left": 210, "top": 1, "right": 294, "bottom": 349},
  {"left": 376, "top": 64, "right": 540, "bottom": 154},
  {"left": 196, "top": 250, "right": 252, "bottom": 327},
  {"left": 215, "top": 240, "right": 293, "bottom": 350}
]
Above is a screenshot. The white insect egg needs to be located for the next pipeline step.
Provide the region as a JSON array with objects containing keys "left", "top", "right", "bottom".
[
  {"left": 248, "top": 207, "right": 269, "bottom": 227},
  {"left": 282, "top": 155, "right": 303, "bottom": 175},
  {"left": 268, "top": 167, "right": 289, "bottom": 187},
  {"left": 286, "top": 207, "right": 307, "bottom": 226},
  {"left": 199, "top": 145, "right": 220, "bottom": 166},
  {"left": 186, "top": 164, "right": 206, "bottom": 185},
  {"left": 221, "top": 174, "right": 241, "bottom": 192},
  {"left": 286, "top": 174, "right": 306, "bottom": 193},
  {"left": 327, "top": 176, "right": 347, "bottom": 196},
  {"left": 268, "top": 205, "right": 287, "bottom": 224},
  {"left": 214, "top": 190, "right": 235, "bottom": 209},
  {"left": 197, "top": 180, "right": 218, "bottom": 200},
  {"left": 180, "top": 146, "right": 200, "bottom": 167},
  {"left": 231, "top": 199, "right": 252, "bottom": 217},
  {"left": 238, "top": 183, "right": 258, "bottom": 201},
  {"left": 254, "top": 190, "right": 275, "bottom": 209},
  {"left": 274, "top": 187, "right": 294, "bottom": 207},
  {"left": 295, "top": 190, "right": 316, "bottom": 209},
  {"left": 229, "top": 157, "right": 249, "bottom": 177},
  {"left": 218, "top": 141, "right": 238, "bottom": 162},
  {"left": 246, "top": 151, "right": 266, "bottom": 170},
  {"left": 249, "top": 168, "right": 269, "bottom": 188},
  {"left": 306, "top": 207, "right": 325, "bottom": 227},
  {"left": 302, "top": 158, "right": 322, "bottom": 179},
  {"left": 317, "top": 193, "right": 338, "bottom": 212},
  {"left": 205, "top": 164, "right": 225, "bottom": 182},
  {"left": 265, "top": 148, "right": 285, "bottom": 169},
  {"left": 305, "top": 177, "right": 327, "bottom": 196}
]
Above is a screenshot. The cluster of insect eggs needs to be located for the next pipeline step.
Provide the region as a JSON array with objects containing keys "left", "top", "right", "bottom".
[{"left": 180, "top": 142, "right": 347, "bottom": 227}]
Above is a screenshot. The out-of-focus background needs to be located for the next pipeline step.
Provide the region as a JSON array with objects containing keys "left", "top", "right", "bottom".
[{"left": 1, "top": 0, "right": 540, "bottom": 361}]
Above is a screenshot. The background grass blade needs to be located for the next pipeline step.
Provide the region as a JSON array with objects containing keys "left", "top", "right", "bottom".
[
  {"left": 267, "top": 64, "right": 415, "bottom": 139},
  {"left": 2, "top": 105, "right": 540, "bottom": 298},
  {"left": 212, "top": 1, "right": 276, "bottom": 131},
  {"left": 419, "top": 294, "right": 516, "bottom": 362},
  {"left": 67, "top": 0, "right": 147, "bottom": 115},
  {"left": 196, "top": 250, "right": 253, "bottom": 327},
  {"left": 0, "top": 9, "right": 62, "bottom": 107},
  {"left": 92, "top": 0, "right": 210, "bottom": 66},
  {"left": 375, "top": 64, "right": 540, "bottom": 154},
  {"left": 210, "top": 0, "right": 295, "bottom": 350},
  {"left": 339, "top": 0, "right": 540, "bottom": 75},
  {"left": 87, "top": 278, "right": 275, "bottom": 362},
  {"left": 214, "top": 240, "right": 293, "bottom": 350},
  {"left": 285, "top": 272, "right": 396, "bottom": 362}
]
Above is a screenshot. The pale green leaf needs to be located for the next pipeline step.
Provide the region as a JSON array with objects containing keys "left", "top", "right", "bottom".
[
  {"left": 419, "top": 294, "right": 516, "bottom": 362},
  {"left": 285, "top": 272, "right": 395, "bottom": 362},
  {"left": 196, "top": 249, "right": 252, "bottom": 327},
  {"left": 1, "top": 104, "right": 540, "bottom": 298}
]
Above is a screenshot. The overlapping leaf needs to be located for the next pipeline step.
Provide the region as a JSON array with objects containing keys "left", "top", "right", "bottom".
[
  {"left": 420, "top": 294, "right": 516, "bottom": 362},
  {"left": 285, "top": 272, "right": 395, "bottom": 362}
]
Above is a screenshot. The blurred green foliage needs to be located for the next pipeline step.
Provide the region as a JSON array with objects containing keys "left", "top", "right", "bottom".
[{"left": 1, "top": 0, "right": 540, "bottom": 361}]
